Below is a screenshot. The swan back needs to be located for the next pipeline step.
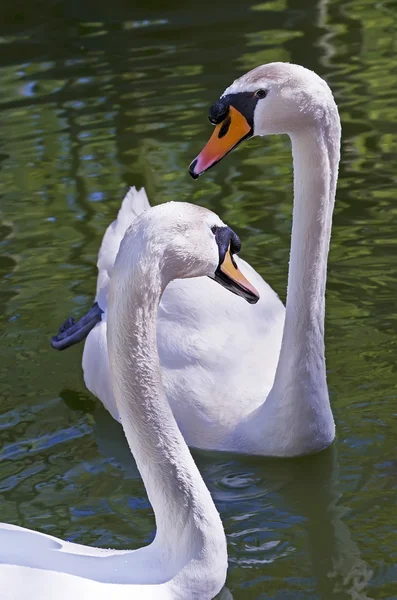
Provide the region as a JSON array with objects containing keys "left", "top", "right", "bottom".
[{"left": 95, "top": 187, "right": 150, "bottom": 308}]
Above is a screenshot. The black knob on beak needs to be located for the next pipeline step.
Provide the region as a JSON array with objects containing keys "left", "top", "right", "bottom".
[
  {"left": 209, "top": 98, "right": 230, "bottom": 125},
  {"left": 230, "top": 231, "right": 241, "bottom": 255}
]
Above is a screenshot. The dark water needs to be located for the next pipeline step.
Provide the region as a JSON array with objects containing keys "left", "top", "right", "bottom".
[{"left": 1, "top": 0, "right": 397, "bottom": 597}]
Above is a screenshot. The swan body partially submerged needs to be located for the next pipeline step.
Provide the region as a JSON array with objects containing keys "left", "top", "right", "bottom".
[{"left": 53, "top": 62, "right": 341, "bottom": 457}]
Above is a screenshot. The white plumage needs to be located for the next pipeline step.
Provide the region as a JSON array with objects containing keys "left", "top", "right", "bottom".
[
  {"left": 1, "top": 202, "right": 234, "bottom": 599},
  {"left": 74, "top": 63, "right": 340, "bottom": 456},
  {"left": 82, "top": 186, "right": 284, "bottom": 446}
]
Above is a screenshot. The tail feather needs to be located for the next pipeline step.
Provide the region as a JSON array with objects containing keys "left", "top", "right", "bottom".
[{"left": 95, "top": 187, "right": 151, "bottom": 307}]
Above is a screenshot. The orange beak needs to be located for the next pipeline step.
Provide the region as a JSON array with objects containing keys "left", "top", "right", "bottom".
[
  {"left": 212, "top": 245, "right": 260, "bottom": 305},
  {"left": 189, "top": 105, "right": 252, "bottom": 179}
]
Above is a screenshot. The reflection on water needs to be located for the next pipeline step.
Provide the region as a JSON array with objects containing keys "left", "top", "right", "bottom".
[
  {"left": 1, "top": 0, "right": 397, "bottom": 597},
  {"left": 90, "top": 403, "right": 378, "bottom": 599}
]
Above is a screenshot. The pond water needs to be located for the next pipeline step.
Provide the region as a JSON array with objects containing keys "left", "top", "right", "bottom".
[{"left": 0, "top": 0, "right": 396, "bottom": 598}]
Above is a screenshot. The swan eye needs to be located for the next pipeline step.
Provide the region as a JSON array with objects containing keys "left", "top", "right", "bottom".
[
  {"left": 211, "top": 225, "right": 219, "bottom": 234},
  {"left": 255, "top": 89, "right": 267, "bottom": 99}
]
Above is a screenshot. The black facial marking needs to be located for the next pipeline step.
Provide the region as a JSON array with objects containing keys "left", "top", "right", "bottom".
[
  {"left": 188, "top": 90, "right": 266, "bottom": 179},
  {"left": 211, "top": 225, "right": 241, "bottom": 265},
  {"left": 218, "top": 115, "right": 231, "bottom": 139},
  {"left": 210, "top": 226, "right": 258, "bottom": 305},
  {"left": 230, "top": 231, "right": 241, "bottom": 255},
  {"left": 209, "top": 91, "right": 260, "bottom": 130},
  {"left": 209, "top": 98, "right": 230, "bottom": 125}
]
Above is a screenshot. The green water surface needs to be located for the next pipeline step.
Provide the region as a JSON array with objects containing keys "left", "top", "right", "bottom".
[{"left": 0, "top": 0, "right": 396, "bottom": 598}]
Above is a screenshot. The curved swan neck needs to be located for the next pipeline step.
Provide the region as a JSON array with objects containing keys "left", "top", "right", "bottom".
[
  {"left": 285, "top": 119, "right": 339, "bottom": 348},
  {"left": 106, "top": 232, "right": 226, "bottom": 566},
  {"left": 263, "top": 107, "right": 340, "bottom": 455}
]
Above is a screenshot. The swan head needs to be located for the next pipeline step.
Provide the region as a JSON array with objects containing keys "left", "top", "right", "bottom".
[
  {"left": 123, "top": 202, "right": 260, "bottom": 304},
  {"left": 189, "top": 62, "right": 337, "bottom": 178}
]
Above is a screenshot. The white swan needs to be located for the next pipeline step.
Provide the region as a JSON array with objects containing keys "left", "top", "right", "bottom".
[
  {"left": 53, "top": 62, "right": 341, "bottom": 457},
  {"left": 1, "top": 202, "right": 261, "bottom": 598}
]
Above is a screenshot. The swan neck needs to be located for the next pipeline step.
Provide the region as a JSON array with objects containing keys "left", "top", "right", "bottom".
[
  {"left": 284, "top": 123, "right": 338, "bottom": 343},
  {"left": 106, "top": 237, "right": 224, "bottom": 557},
  {"left": 264, "top": 114, "right": 340, "bottom": 454}
]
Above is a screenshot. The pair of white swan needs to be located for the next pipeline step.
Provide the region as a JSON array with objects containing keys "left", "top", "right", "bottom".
[
  {"left": 1, "top": 62, "right": 341, "bottom": 598},
  {"left": 54, "top": 61, "right": 341, "bottom": 458}
]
